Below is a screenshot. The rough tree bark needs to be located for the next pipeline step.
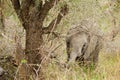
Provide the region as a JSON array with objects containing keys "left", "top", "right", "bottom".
[{"left": 10, "top": 0, "right": 68, "bottom": 79}]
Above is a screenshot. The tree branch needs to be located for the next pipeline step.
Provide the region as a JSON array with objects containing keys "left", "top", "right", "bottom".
[
  {"left": 38, "top": 0, "right": 60, "bottom": 22},
  {"left": 21, "top": 0, "right": 34, "bottom": 20},
  {"left": 11, "top": 0, "right": 26, "bottom": 28},
  {"left": 10, "top": 0, "right": 20, "bottom": 17},
  {"left": 42, "top": 4, "right": 69, "bottom": 34}
]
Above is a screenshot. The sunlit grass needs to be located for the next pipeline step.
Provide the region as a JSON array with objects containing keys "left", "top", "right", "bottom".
[
  {"left": 42, "top": 52, "right": 120, "bottom": 80},
  {"left": 2, "top": 0, "right": 120, "bottom": 80}
]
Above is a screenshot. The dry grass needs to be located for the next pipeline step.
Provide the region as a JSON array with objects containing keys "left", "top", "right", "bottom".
[
  {"left": 2, "top": 0, "right": 120, "bottom": 80},
  {"left": 41, "top": 52, "right": 120, "bottom": 80}
]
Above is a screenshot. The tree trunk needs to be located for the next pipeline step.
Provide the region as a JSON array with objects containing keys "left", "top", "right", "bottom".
[
  {"left": 17, "top": 22, "right": 44, "bottom": 79},
  {"left": 10, "top": 0, "right": 68, "bottom": 79},
  {"left": 25, "top": 24, "right": 43, "bottom": 64}
]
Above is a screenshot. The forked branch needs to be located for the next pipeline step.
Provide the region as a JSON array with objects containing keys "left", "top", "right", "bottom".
[
  {"left": 43, "top": 4, "right": 69, "bottom": 34},
  {"left": 39, "top": 0, "right": 60, "bottom": 21},
  {"left": 10, "top": 0, "right": 20, "bottom": 16}
]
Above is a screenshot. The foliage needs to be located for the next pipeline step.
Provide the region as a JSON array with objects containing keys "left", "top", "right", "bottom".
[{"left": 1, "top": 0, "right": 120, "bottom": 80}]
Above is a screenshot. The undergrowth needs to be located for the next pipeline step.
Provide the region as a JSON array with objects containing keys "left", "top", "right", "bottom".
[{"left": 42, "top": 53, "right": 120, "bottom": 80}]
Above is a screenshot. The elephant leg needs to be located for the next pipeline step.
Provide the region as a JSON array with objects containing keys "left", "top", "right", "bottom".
[
  {"left": 86, "top": 41, "right": 100, "bottom": 68},
  {"left": 93, "top": 45, "right": 100, "bottom": 67},
  {"left": 68, "top": 51, "right": 78, "bottom": 63}
]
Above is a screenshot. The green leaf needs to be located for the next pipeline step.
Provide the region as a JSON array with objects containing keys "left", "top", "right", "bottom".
[{"left": 21, "top": 59, "right": 27, "bottom": 64}]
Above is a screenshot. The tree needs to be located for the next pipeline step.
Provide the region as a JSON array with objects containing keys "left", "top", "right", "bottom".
[{"left": 10, "top": 0, "right": 68, "bottom": 79}]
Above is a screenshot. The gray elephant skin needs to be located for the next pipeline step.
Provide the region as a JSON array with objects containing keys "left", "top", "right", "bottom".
[{"left": 66, "top": 20, "right": 103, "bottom": 68}]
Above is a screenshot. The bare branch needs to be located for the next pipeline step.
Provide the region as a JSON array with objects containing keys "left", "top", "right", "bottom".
[{"left": 42, "top": 4, "right": 69, "bottom": 34}]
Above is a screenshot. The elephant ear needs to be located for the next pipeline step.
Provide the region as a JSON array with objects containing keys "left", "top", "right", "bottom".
[{"left": 83, "top": 35, "right": 98, "bottom": 60}]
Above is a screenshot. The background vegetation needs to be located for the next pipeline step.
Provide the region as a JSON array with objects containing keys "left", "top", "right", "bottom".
[{"left": 0, "top": 0, "right": 120, "bottom": 80}]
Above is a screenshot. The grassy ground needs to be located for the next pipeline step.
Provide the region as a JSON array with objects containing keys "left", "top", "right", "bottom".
[
  {"left": 2, "top": 0, "right": 120, "bottom": 79},
  {"left": 42, "top": 52, "right": 120, "bottom": 80}
]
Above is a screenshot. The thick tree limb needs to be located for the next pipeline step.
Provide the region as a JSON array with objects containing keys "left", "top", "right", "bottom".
[
  {"left": 21, "top": 0, "right": 34, "bottom": 20},
  {"left": 38, "top": 0, "right": 60, "bottom": 22},
  {"left": 10, "top": 0, "right": 25, "bottom": 29},
  {"left": 38, "top": 1, "right": 42, "bottom": 10},
  {"left": 43, "top": 4, "right": 69, "bottom": 34},
  {"left": 21, "top": 0, "right": 34, "bottom": 13},
  {"left": 10, "top": 0, "right": 20, "bottom": 17}
]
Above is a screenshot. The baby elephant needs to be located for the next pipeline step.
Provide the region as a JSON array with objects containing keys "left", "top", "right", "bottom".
[{"left": 66, "top": 25, "right": 102, "bottom": 68}]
